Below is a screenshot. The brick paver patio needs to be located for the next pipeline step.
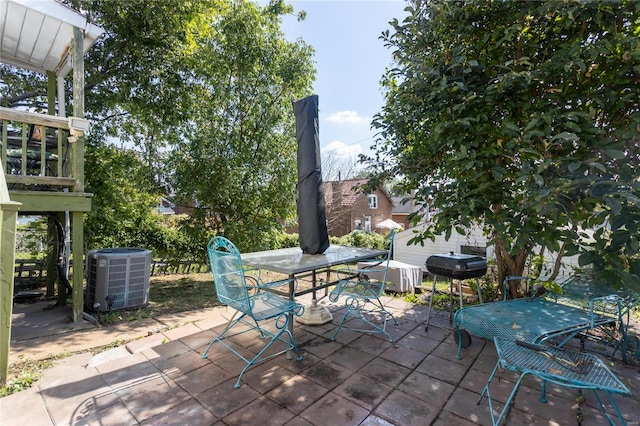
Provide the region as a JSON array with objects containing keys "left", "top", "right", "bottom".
[{"left": 2, "top": 295, "right": 638, "bottom": 425}]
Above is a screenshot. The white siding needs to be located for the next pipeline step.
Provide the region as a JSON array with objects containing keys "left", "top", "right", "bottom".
[
  {"left": 393, "top": 224, "right": 579, "bottom": 281},
  {"left": 393, "top": 224, "right": 490, "bottom": 269}
]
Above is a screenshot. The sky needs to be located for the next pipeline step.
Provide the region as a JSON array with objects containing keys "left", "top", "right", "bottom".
[{"left": 278, "top": 1, "right": 408, "bottom": 164}]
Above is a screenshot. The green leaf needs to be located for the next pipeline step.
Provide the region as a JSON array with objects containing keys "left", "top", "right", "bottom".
[
  {"left": 578, "top": 252, "right": 595, "bottom": 267},
  {"left": 551, "top": 132, "right": 579, "bottom": 141},
  {"left": 606, "top": 197, "right": 622, "bottom": 216},
  {"left": 533, "top": 174, "right": 544, "bottom": 186},
  {"left": 603, "top": 149, "right": 626, "bottom": 160},
  {"left": 611, "top": 214, "right": 627, "bottom": 231},
  {"left": 568, "top": 162, "right": 581, "bottom": 172}
]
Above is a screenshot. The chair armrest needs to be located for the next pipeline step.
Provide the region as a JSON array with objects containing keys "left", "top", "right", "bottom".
[
  {"left": 335, "top": 266, "right": 387, "bottom": 281},
  {"left": 245, "top": 275, "right": 259, "bottom": 290},
  {"left": 588, "top": 294, "right": 624, "bottom": 326},
  {"left": 502, "top": 276, "right": 535, "bottom": 300},
  {"left": 244, "top": 266, "right": 261, "bottom": 280}
]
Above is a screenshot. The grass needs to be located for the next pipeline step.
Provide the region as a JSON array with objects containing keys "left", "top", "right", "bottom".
[{"left": 389, "top": 279, "right": 484, "bottom": 310}]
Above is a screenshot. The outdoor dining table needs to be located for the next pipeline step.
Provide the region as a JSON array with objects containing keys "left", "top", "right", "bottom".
[
  {"left": 242, "top": 244, "right": 388, "bottom": 299},
  {"left": 241, "top": 245, "right": 388, "bottom": 336}
]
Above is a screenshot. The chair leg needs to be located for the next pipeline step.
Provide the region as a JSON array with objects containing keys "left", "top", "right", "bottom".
[
  {"left": 203, "top": 311, "right": 302, "bottom": 388},
  {"left": 374, "top": 297, "right": 399, "bottom": 325},
  {"left": 539, "top": 379, "right": 548, "bottom": 403},
  {"left": 202, "top": 312, "right": 246, "bottom": 359},
  {"left": 331, "top": 297, "right": 397, "bottom": 346},
  {"left": 331, "top": 309, "right": 351, "bottom": 340},
  {"left": 478, "top": 361, "right": 522, "bottom": 426},
  {"left": 232, "top": 315, "right": 302, "bottom": 388}
]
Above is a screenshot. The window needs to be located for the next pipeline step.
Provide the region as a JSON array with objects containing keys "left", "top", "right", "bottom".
[
  {"left": 368, "top": 194, "right": 378, "bottom": 209},
  {"left": 364, "top": 216, "right": 372, "bottom": 232},
  {"left": 354, "top": 219, "right": 362, "bottom": 230},
  {"left": 460, "top": 245, "right": 486, "bottom": 257}
]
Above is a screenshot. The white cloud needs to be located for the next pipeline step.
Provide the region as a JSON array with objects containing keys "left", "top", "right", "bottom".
[
  {"left": 325, "top": 110, "right": 370, "bottom": 125},
  {"left": 324, "top": 140, "right": 362, "bottom": 159}
]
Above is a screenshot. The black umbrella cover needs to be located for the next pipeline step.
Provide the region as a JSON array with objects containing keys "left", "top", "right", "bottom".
[{"left": 292, "top": 95, "right": 330, "bottom": 254}]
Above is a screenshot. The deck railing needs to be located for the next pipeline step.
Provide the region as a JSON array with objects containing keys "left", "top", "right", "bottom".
[{"left": 0, "top": 106, "right": 79, "bottom": 190}]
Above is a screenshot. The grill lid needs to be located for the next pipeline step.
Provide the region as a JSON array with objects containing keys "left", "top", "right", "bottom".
[{"left": 426, "top": 252, "right": 487, "bottom": 279}]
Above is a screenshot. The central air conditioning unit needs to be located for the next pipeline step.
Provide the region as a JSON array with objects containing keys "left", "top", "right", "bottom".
[{"left": 85, "top": 248, "right": 151, "bottom": 312}]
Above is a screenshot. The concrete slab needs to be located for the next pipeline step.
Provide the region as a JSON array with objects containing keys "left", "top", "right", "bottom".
[
  {"left": 374, "top": 389, "right": 440, "bottom": 426},
  {"left": 300, "top": 391, "right": 370, "bottom": 426},
  {"left": 266, "top": 374, "right": 330, "bottom": 414},
  {"left": 0, "top": 386, "right": 53, "bottom": 426}
]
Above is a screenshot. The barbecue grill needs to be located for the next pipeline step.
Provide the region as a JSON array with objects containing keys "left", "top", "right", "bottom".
[
  {"left": 424, "top": 252, "right": 487, "bottom": 334},
  {"left": 426, "top": 253, "right": 487, "bottom": 279}
]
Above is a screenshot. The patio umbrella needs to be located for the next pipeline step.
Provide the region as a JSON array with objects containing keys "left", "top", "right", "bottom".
[
  {"left": 292, "top": 95, "right": 332, "bottom": 325},
  {"left": 377, "top": 218, "right": 402, "bottom": 230},
  {"left": 292, "top": 94, "right": 330, "bottom": 255}
]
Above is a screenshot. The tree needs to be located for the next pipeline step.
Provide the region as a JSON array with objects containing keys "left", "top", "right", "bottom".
[
  {"left": 321, "top": 150, "right": 360, "bottom": 182},
  {"left": 1, "top": 1, "right": 315, "bottom": 254},
  {"left": 167, "top": 0, "right": 315, "bottom": 252},
  {"left": 69, "top": 0, "right": 230, "bottom": 191},
  {"left": 83, "top": 141, "right": 162, "bottom": 250},
  {"left": 367, "top": 0, "right": 640, "bottom": 294},
  {"left": 66, "top": 0, "right": 229, "bottom": 257}
]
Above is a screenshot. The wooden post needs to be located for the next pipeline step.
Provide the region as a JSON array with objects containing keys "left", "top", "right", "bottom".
[
  {"left": 70, "top": 27, "right": 85, "bottom": 322},
  {"left": 71, "top": 211, "right": 84, "bottom": 322},
  {"left": 72, "top": 30, "right": 85, "bottom": 192},
  {"left": 46, "top": 218, "right": 57, "bottom": 297},
  {"left": 45, "top": 72, "right": 58, "bottom": 298},
  {"left": 0, "top": 162, "right": 21, "bottom": 385}
]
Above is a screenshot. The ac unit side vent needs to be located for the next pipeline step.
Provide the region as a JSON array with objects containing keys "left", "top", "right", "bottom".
[{"left": 85, "top": 248, "right": 151, "bottom": 312}]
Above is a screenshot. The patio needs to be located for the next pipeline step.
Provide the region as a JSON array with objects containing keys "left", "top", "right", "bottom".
[{"left": 1, "top": 293, "right": 638, "bottom": 425}]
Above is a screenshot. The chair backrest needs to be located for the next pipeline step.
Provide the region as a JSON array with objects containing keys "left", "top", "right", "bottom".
[
  {"left": 375, "top": 229, "right": 396, "bottom": 284},
  {"left": 207, "top": 236, "right": 251, "bottom": 314},
  {"left": 365, "top": 229, "right": 396, "bottom": 287}
]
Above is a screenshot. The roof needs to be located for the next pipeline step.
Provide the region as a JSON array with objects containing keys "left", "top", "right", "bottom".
[
  {"left": 323, "top": 178, "right": 394, "bottom": 207},
  {"left": 0, "top": 0, "right": 104, "bottom": 77},
  {"left": 391, "top": 196, "right": 422, "bottom": 215}
]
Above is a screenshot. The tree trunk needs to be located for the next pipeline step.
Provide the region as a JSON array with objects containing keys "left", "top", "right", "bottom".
[{"left": 494, "top": 238, "right": 529, "bottom": 299}]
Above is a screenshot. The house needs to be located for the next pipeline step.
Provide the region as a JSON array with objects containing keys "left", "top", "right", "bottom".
[
  {"left": 393, "top": 223, "right": 491, "bottom": 269},
  {"left": 391, "top": 196, "right": 425, "bottom": 230},
  {"left": 155, "top": 197, "right": 176, "bottom": 215},
  {"left": 323, "top": 178, "right": 395, "bottom": 237}
]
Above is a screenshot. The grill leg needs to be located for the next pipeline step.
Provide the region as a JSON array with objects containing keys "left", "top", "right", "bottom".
[
  {"left": 449, "top": 278, "right": 454, "bottom": 322},
  {"left": 424, "top": 275, "right": 437, "bottom": 332}
]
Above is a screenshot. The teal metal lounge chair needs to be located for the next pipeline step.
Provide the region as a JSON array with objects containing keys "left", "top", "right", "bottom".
[
  {"left": 203, "top": 236, "right": 304, "bottom": 388},
  {"left": 329, "top": 230, "right": 399, "bottom": 346},
  {"left": 454, "top": 275, "right": 640, "bottom": 362},
  {"left": 480, "top": 338, "right": 631, "bottom": 426}
]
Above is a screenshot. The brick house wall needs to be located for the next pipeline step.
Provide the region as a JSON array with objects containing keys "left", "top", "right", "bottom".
[{"left": 323, "top": 179, "right": 394, "bottom": 237}]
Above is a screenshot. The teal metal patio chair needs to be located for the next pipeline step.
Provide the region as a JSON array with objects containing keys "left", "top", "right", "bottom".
[
  {"left": 203, "top": 236, "right": 304, "bottom": 388},
  {"left": 329, "top": 230, "right": 399, "bottom": 346}
]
